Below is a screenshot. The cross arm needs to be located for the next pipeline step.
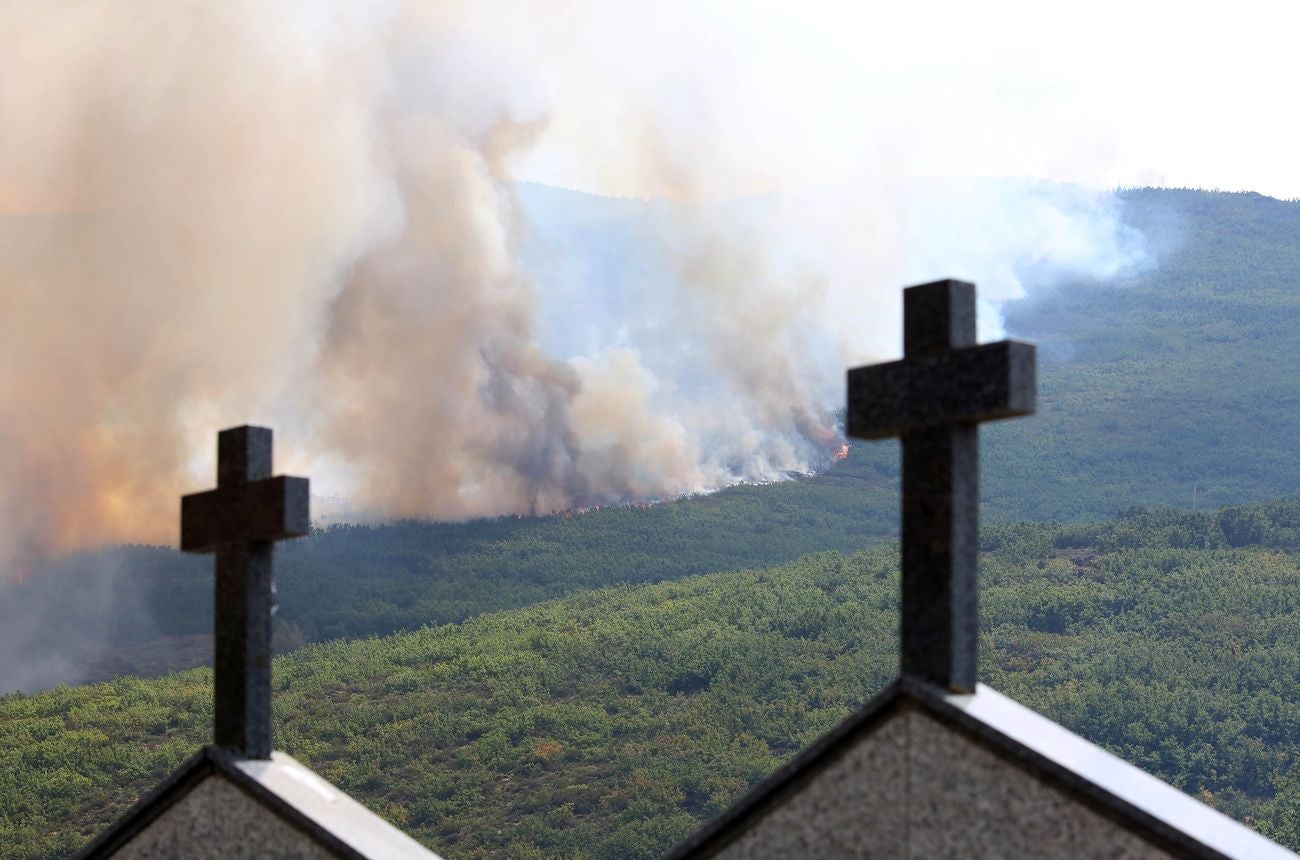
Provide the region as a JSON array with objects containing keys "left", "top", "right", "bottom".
[
  {"left": 180, "top": 476, "right": 310, "bottom": 553},
  {"left": 847, "top": 340, "right": 1036, "bottom": 440}
]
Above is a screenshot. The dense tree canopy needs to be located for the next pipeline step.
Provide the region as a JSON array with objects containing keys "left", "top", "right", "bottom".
[
  {"left": 3, "top": 505, "right": 1298, "bottom": 858},
  {"left": 3, "top": 187, "right": 1299, "bottom": 855}
]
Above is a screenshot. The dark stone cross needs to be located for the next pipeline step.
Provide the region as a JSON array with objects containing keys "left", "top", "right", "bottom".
[
  {"left": 180, "top": 426, "right": 309, "bottom": 759},
  {"left": 847, "top": 280, "right": 1035, "bottom": 692}
]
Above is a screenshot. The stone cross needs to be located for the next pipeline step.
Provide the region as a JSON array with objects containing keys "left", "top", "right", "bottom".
[
  {"left": 847, "top": 280, "right": 1035, "bottom": 692},
  {"left": 180, "top": 426, "right": 309, "bottom": 759}
]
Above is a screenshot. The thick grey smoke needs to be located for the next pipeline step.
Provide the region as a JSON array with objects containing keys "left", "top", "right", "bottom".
[{"left": 0, "top": 1, "right": 1151, "bottom": 574}]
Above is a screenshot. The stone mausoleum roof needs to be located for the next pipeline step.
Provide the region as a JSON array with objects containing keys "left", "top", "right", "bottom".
[
  {"left": 74, "top": 744, "right": 441, "bottom": 860},
  {"left": 668, "top": 676, "right": 1297, "bottom": 860}
]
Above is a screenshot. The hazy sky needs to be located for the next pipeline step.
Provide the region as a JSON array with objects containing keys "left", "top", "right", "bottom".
[{"left": 513, "top": 0, "right": 1300, "bottom": 200}]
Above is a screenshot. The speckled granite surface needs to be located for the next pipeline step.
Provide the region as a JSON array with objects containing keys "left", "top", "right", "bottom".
[
  {"left": 716, "top": 712, "right": 907, "bottom": 859},
  {"left": 715, "top": 707, "right": 1176, "bottom": 859},
  {"left": 907, "top": 710, "right": 1173, "bottom": 859},
  {"left": 112, "top": 775, "right": 335, "bottom": 860}
]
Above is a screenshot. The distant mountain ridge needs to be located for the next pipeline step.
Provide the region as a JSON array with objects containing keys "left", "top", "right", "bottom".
[
  {"left": 988, "top": 187, "right": 1300, "bottom": 519},
  {"left": 3, "top": 186, "right": 1299, "bottom": 693},
  {"left": 517, "top": 181, "right": 1300, "bottom": 517}
]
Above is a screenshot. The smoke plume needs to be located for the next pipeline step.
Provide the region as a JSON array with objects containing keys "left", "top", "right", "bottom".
[{"left": 0, "top": 1, "right": 1151, "bottom": 576}]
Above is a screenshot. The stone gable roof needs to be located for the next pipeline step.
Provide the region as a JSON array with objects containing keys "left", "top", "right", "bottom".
[
  {"left": 668, "top": 677, "right": 1297, "bottom": 860},
  {"left": 74, "top": 745, "right": 441, "bottom": 860}
]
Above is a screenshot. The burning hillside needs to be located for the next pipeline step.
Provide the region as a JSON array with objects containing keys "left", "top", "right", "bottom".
[{"left": 0, "top": 2, "right": 1147, "bottom": 576}]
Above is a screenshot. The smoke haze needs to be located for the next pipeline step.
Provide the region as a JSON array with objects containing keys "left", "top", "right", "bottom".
[{"left": 0, "top": 1, "right": 1152, "bottom": 579}]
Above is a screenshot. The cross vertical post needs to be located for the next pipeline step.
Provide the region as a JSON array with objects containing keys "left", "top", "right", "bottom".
[
  {"left": 847, "top": 280, "right": 1035, "bottom": 692},
  {"left": 180, "top": 426, "right": 309, "bottom": 758}
]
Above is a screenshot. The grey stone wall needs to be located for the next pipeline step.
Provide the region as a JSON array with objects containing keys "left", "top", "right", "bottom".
[
  {"left": 714, "top": 708, "right": 1175, "bottom": 859},
  {"left": 110, "top": 775, "right": 336, "bottom": 860},
  {"left": 717, "top": 713, "right": 907, "bottom": 858}
]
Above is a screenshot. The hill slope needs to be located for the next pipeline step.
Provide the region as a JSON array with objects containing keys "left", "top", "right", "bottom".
[
  {"left": 0, "top": 469, "right": 897, "bottom": 692},
  {"left": 988, "top": 188, "right": 1300, "bottom": 519},
  {"left": 4, "top": 503, "right": 1299, "bottom": 858},
  {"left": 515, "top": 182, "right": 1300, "bottom": 518},
  {"left": 5, "top": 186, "right": 1300, "bottom": 693}
]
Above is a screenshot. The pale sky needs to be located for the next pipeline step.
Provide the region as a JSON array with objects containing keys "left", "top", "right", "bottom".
[{"left": 513, "top": 0, "right": 1300, "bottom": 200}]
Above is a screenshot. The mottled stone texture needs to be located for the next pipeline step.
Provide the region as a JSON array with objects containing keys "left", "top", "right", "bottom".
[
  {"left": 715, "top": 714, "right": 907, "bottom": 859},
  {"left": 111, "top": 775, "right": 335, "bottom": 860},
  {"left": 907, "top": 711, "right": 1174, "bottom": 860},
  {"left": 714, "top": 709, "right": 1175, "bottom": 860}
]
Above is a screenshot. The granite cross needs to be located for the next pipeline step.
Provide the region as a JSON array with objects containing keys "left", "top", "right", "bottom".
[
  {"left": 180, "top": 426, "right": 309, "bottom": 759},
  {"left": 847, "top": 280, "right": 1035, "bottom": 692}
]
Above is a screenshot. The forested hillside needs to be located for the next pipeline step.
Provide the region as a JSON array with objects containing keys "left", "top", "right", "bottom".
[
  {"left": 4, "top": 502, "right": 1299, "bottom": 858},
  {"left": 517, "top": 183, "right": 1300, "bottom": 519},
  {"left": 0, "top": 466, "right": 898, "bottom": 692},
  {"left": 989, "top": 188, "right": 1300, "bottom": 519},
  {"left": 4, "top": 187, "right": 1299, "bottom": 695}
]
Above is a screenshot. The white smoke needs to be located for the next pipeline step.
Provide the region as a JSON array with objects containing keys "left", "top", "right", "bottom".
[{"left": 0, "top": 0, "right": 1152, "bottom": 573}]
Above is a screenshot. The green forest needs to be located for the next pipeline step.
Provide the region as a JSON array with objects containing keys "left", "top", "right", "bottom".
[
  {"left": 988, "top": 188, "right": 1300, "bottom": 520},
  {"left": 3, "top": 500, "right": 1300, "bottom": 858},
  {"left": 6, "top": 187, "right": 1300, "bottom": 691},
  {"left": 1, "top": 187, "right": 1299, "bottom": 857},
  {"left": 0, "top": 464, "right": 901, "bottom": 688}
]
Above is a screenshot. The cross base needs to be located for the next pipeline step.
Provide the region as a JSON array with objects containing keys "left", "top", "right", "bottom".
[
  {"left": 213, "top": 542, "right": 273, "bottom": 759},
  {"left": 901, "top": 425, "right": 979, "bottom": 691}
]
